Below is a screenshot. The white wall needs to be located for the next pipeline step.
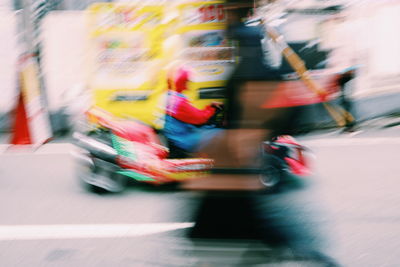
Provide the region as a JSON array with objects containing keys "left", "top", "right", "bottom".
[
  {"left": 41, "top": 11, "right": 88, "bottom": 111},
  {"left": 311, "top": 1, "right": 400, "bottom": 98},
  {"left": 282, "top": 13, "right": 329, "bottom": 42},
  {"left": 0, "top": 10, "right": 18, "bottom": 113},
  {"left": 345, "top": 1, "right": 400, "bottom": 98},
  {"left": 0, "top": 0, "right": 12, "bottom": 10}
]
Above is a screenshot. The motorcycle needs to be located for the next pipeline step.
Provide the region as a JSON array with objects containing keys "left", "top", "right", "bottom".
[{"left": 72, "top": 108, "right": 214, "bottom": 193}]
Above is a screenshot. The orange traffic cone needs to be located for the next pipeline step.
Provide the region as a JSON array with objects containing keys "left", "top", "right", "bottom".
[{"left": 10, "top": 92, "right": 32, "bottom": 145}]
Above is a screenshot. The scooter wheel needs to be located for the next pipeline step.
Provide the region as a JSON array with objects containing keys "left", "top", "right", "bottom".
[
  {"left": 89, "top": 169, "right": 127, "bottom": 194},
  {"left": 85, "top": 183, "right": 109, "bottom": 194},
  {"left": 259, "top": 165, "right": 282, "bottom": 188},
  {"left": 76, "top": 155, "right": 127, "bottom": 194}
]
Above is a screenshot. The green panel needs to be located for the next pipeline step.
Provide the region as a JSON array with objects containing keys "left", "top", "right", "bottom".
[{"left": 118, "top": 170, "right": 156, "bottom": 182}]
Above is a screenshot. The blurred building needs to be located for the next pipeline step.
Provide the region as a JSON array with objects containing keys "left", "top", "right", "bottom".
[
  {"left": 259, "top": 0, "right": 400, "bottom": 128},
  {"left": 1, "top": 0, "right": 400, "bottom": 134}
]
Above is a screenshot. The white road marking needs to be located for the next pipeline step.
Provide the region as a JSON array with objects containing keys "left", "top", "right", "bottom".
[{"left": 0, "top": 223, "right": 194, "bottom": 241}]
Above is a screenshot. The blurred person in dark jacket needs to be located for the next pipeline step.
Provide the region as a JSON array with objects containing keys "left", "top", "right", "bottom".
[
  {"left": 209, "top": 1, "right": 341, "bottom": 266},
  {"left": 224, "top": 1, "right": 281, "bottom": 130}
]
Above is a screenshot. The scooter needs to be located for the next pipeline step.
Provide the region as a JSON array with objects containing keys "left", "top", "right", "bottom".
[
  {"left": 259, "top": 135, "right": 311, "bottom": 189},
  {"left": 72, "top": 108, "right": 214, "bottom": 193}
]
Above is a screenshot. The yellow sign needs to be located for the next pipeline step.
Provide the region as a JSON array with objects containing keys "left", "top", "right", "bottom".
[
  {"left": 87, "top": 3, "right": 167, "bottom": 128},
  {"left": 176, "top": 1, "right": 234, "bottom": 109},
  {"left": 178, "top": 1, "right": 227, "bottom": 33},
  {"left": 195, "top": 64, "right": 225, "bottom": 76}
]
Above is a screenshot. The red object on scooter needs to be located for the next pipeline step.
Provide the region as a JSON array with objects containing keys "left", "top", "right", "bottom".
[
  {"left": 273, "top": 135, "right": 311, "bottom": 176},
  {"left": 85, "top": 107, "right": 214, "bottom": 184},
  {"left": 284, "top": 157, "right": 310, "bottom": 176}
]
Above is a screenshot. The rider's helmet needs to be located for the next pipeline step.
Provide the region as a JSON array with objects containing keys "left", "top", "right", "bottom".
[{"left": 174, "top": 66, "right": 192, "bottom": 93}]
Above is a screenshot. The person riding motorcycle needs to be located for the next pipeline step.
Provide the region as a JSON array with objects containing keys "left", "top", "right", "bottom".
[{"left": 163, "top": 66, "right": 223, "bottom": 158}]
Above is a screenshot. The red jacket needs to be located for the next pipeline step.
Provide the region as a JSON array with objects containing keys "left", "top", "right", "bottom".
[{"left": 166, "top": 91, "right": 216, "bottom": 125}]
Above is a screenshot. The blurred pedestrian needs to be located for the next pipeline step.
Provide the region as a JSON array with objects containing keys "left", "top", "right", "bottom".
[
  {"left": 224, "top": 1, "right": 281, "bottom": 130},
  {"left": 207, "top": 1, "right": 341, "bottom": 265},
  {"left": 338, "top": 68, "right": 356, "bottom": 132}
]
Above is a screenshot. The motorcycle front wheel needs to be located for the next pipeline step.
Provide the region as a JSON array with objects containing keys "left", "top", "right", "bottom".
[
  {"left": 259, "top": 165, "right": 282, "bottom": 188},
  {"left": 77, "top": 155, "right": 127, "bottom": 194}
]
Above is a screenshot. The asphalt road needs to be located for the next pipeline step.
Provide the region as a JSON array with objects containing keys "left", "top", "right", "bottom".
[{"left": 1, "top": 127, "right": 400, "bottom": 266}]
